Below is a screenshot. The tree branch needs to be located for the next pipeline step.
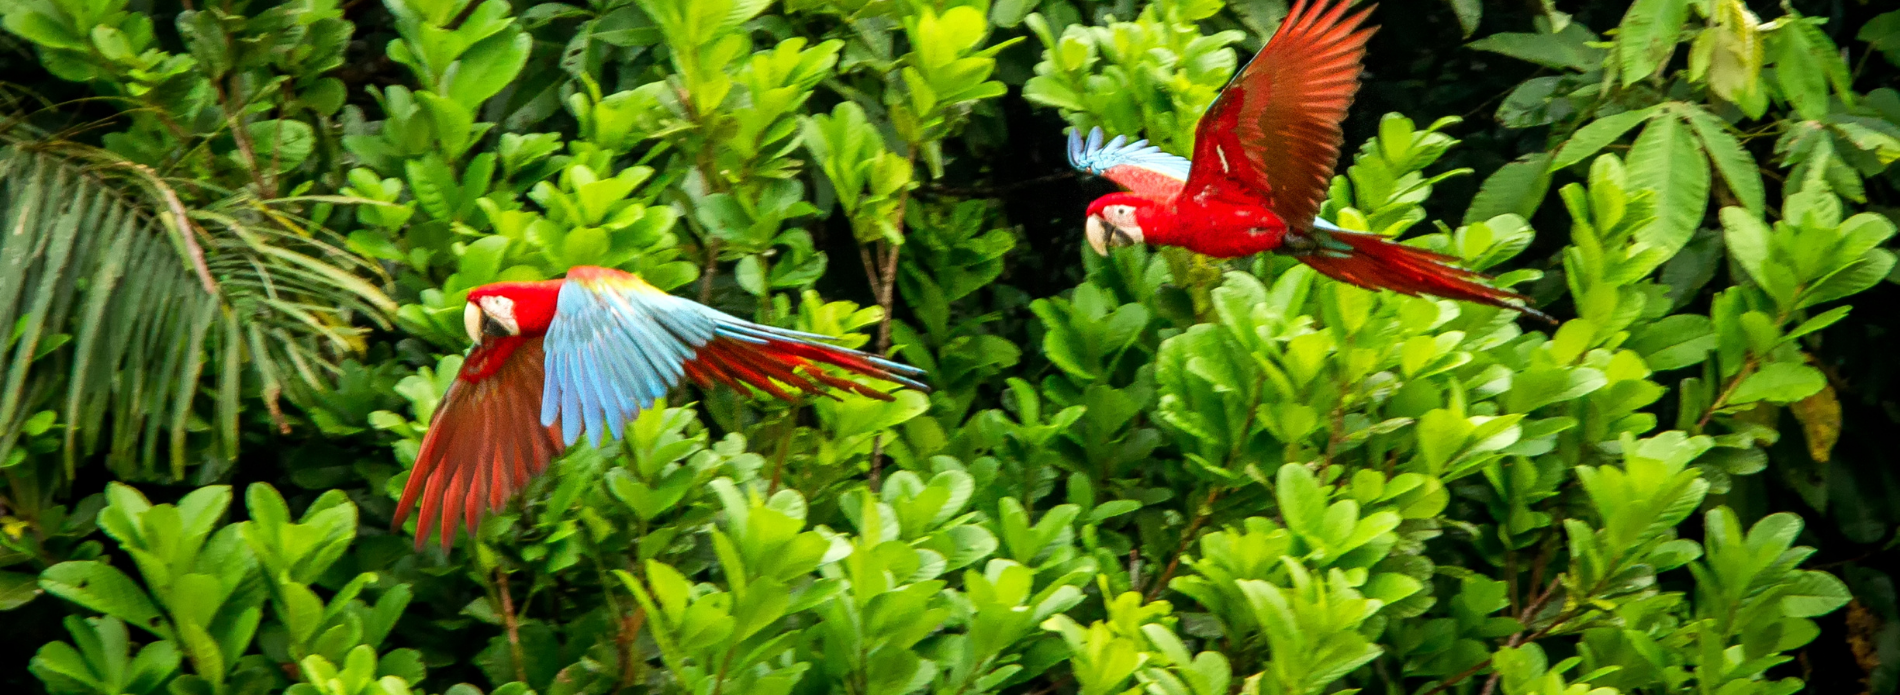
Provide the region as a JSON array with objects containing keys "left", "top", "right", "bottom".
[
  {"left": 496, "top": 567, "right": 529, "bottom": 685},
  {"left": 1145, "top": 486, "right": 1222, "bottom": 601}
]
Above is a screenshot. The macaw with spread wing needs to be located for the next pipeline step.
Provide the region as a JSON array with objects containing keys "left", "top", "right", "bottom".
[
  {"left": 1068, "top": 0, "right": 1549, "bottom": 321},
  {"left": 395, "top": 266, "right": 928, "bottom": 549}
]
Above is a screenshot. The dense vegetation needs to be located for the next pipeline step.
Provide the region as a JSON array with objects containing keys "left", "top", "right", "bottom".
[{"left": 0, "top": 0, "right": 1897, "bottom": 693}]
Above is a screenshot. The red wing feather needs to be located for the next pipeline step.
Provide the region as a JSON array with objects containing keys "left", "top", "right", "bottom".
[
  {"left": 687, "top": 337, "right": 905, "bottom": 404},
  {"left": 1183, "top": 0, "right": 1377, "bottom": 227},
  {"left": 1296, "top": 230, "right": 1552, "bottom": 321},
  {"left": 395, "top": 337, "right": 565, "bottom": 550},
  {"left": 1102, "top": 165, "right": 1186, "bottom": 200}
]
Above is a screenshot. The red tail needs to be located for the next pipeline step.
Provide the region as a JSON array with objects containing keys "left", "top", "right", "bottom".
[{"left": 1292, "top": 229, "right": 1553, "bottom": 322}]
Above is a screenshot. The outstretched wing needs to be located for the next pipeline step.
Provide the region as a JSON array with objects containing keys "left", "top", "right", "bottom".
[
  {"left": 396, "top": 336, "right": 564, "bottom": 550},
  {"left": 1067, "top": 127, "right": 1192, "bottom": 200},
  {"left": 542, "top": 266, "right": 928, "bottom": 448},
  {"left": 1181, "top": 0, "right": 1376, "bottom": 227}
]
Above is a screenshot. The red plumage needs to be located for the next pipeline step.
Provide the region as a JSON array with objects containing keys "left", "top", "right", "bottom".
[
  {"left": 1295, "top": 229, "right": 1530, "bottom": 310},
  {"left": 396, "top": 336, "right": 564, "bottom": 551},
  {"left": 1078, "top": 0, "right": 1550, "bottom": 322},
  {"left": 394, "top": 267, "right": 926, "bottom": 550}
]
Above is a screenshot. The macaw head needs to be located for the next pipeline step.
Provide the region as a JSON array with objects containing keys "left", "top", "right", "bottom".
[
  {"left": 464, "top": 280, "right": 563, "bottom": 343},
  {"left": 1084, "top": 193, "right": 1157, "bottom": 256}
]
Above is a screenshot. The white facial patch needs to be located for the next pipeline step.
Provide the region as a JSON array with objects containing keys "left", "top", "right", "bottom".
[
  {"left": 1101, "top": 204, "right": 1138, "bottom": 229},
  {"left": 479, "top": 295, "right": 521, "bottom": 335}
]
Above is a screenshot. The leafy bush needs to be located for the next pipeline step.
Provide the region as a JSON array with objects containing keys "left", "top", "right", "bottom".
[{"left": 1, "top": 0, "right": 1897, "bottom": 694}]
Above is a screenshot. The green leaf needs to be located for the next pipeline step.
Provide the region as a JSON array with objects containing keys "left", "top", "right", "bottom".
[
  {"left": 1467, "top": 24, "right": 1605, "bottom": 71},
  {"left": 445, "top": 28, "right": 532, "bottom": 110},
  {"left": 1861, "top": 11, "right": 1900, "bottom": 67},
  {"left": 990, "top": 0, "right": 1039, "bottom": 28},
  {"left": 1685, "top": 107, "right": 1765, "bottom": 213},
  {"left": 1550, "top": 107, "right": 1659, "bottom": 170},
  {"left": 1507, "top": 367, "right": 1607, "bottom": 412},
  {"left": 1780, "top": 570, "right": 1851, "bottom": 617},
  {"left": 1628, "top": 314, "right": 1717, "bottom": 370},
  {"left": 1085, "top": 500, "right": 1141, "bottom": 525},
  {"left": 40, "top": 562, "right": 166, "bottom": 636},
  {"left": 1720, "top": 206, "right": 1770, "bottom": 288},
  {"left": 1465, "top": 153, "right": 1553, "bottom": 224},
  {"left": 1729, "top": 362, "right": 1825, "bottom": 405},
  {"left": 1617, "top": 0, "right": 1690, "bottom": 86},
  {"left": 1772, "top": 18, "right": 1832, "bottom": 120},
  {"left": 0, "top": 570, "right": 40, "bottom": 609},
  {"left": 1802, "top": 249, "right": 1896, "bottom": 309},
  {"left": 1626, "top": 114, "right": 1709, "bottom": 270},
  {"left": 242, "top": 120, "right": 316, "bottom": 173},
  {"left": 1444, "top": 0, "right": 1481, "bottom": 39},
  {"left": 1784, "top": 306, "right": 1849, "bottom": 342}
]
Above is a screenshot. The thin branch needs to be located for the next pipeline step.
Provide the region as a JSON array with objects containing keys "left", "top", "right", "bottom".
[
  {"left": 768, "top": 408, "right": 796, "bottom": 495},
  {"left": 699, "top": 237, "right": 721, "bottom": 304},
  {"left": 214, "top": 77, "right": 274, "bottom": 198},
  {"left": 1421, "top": 579, "right": 1566, "bottom": 695},
  {"left": 875, "top": 241, "right": 900, "bottom": 351},
  {"left": 1145, "top": 486, "right": 1222, "bottom": 601},
  {"left": 496, "top": 567, "right": 529, "bottom": 685},
  {"left": 1421, "top": 658, "right": 1494, "bottom": 695}
]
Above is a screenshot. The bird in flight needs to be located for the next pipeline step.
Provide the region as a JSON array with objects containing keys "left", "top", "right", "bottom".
[
  {"left": 395, "top": 266, "right": 927, "bottom": 549},
  {"left": 1067, "top": 0, "right": 1549, "bottom": 321}
]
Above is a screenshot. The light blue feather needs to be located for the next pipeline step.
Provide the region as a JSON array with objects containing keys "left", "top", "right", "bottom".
[
  {"left": 542, "top": 273, "right": 932, "bottom": 448},
  {"left": 1066, "top": 126, "right": 1192, "bottom": 182}
]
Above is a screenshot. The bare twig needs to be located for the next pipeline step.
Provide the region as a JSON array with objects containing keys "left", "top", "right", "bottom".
[
  {"left": 699, "top": 238, "right": 721, "bottom": 304},
  {"left": 618, "top": 607, "right": 645, "bottom": 689},
  {"left": 496, "top": 568, "right": 529, "bottom": 685},
  {"left": 862, "top": 149, "right": 916, "bottom": 488},
  {"left": 214, "top": 77, "right": 274, "bottom": 198},
  {"left": 1422, "top": 579, "right": 1565, "bottom": 695},
  {"left": 1146, "top": 487, "right": 1223, "bottom": 601},
  {"left": 768, "top": 409, "right": 796, "bottom": 495},
  {"left": 875, "top": 241, "right": 900, "bottom": 351}
]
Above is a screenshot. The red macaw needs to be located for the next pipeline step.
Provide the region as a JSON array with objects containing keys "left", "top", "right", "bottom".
[
  {"left": 1069, "top": 0, "right": 1549, "bottom": 321},
  {"left": 394, "top": 266, "right": 927, "bottom": 549}
]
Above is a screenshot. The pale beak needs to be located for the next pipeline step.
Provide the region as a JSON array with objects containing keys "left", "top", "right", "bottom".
[
  {"left": 463, "top": 302, "right": 483, "bottom": 344},
  {"left": 1085, "top": 215, "right": 1143, "bottom": 256}
]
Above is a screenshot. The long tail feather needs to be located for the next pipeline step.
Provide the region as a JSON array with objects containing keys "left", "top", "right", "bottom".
[{"left": 1291, "top": 226, "right": 1554, "bottom": 323}]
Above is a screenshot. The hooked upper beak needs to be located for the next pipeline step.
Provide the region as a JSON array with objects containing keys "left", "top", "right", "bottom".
[{"left": 1085, "top": 215, "right": 1144, "bottom": 256}]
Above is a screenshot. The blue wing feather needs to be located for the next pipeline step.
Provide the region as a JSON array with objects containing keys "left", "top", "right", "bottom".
[
  {"left": 1066, "top": 126, "right": 1192, "bottom": 182},
  {"left": 544, "top": 279, "right": 725, "bottom": 446},
  {"left": 543, "top": 268, "right": 931, "bottom": 447}
]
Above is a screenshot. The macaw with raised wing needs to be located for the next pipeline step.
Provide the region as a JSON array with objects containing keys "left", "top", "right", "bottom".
[
  {"left": 1067, "top": 0, "right": 1548, "bottom": 321},
  {"left": 395, "top": 266, "right": 927, "bottom": 549}
]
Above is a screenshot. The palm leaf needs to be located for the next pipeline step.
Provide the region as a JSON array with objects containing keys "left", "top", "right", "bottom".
[{"left": 0, "top": 135, "right": 394, "bottom": 483}]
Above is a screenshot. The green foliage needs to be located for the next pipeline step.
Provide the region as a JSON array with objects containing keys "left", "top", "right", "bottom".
[{"left": 4, "top": 0, "right": 1899, "bottom": 693}]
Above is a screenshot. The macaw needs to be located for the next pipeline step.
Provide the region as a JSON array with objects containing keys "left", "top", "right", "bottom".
[
  {"left": 1068, "top": 0, "right": 1549, "bottom": 321},
  {"left": 394, "top": 265, "right": 928, "bottom": 549}
]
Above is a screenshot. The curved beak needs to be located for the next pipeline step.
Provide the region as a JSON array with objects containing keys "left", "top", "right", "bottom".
[{"left": 1085, "top": 215, "right": 1144, "bottom": 256}]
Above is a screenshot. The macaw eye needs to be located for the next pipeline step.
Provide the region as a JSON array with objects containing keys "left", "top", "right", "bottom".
[
  {"left": 478, "top": 296, "right": 521, "bottom": 336},
  {"left": 1103, "top": 205, "right": 1136, "bottom": 226},
  {"left": 463, "top": 296, "right": 522, "bottom": 342}
]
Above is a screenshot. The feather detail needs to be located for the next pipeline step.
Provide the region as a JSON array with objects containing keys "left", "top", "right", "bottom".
[
  {"left": 1068, "top": 127, "right": 1191, "bottom": 199},
  {"left": 543, "top": 266, "right": 929, "bottom": 449},
  {"left": 400, "top": 266, "right": 931, "bottom": 550},
  {"left": 1291, "top": 222, "right": 1552, "bottom": 322},
  {"left": 395, "top": 336, "right": 565, "bottom": 550},
  {"left": 1183, "top": 0, "right": 1377, "bottom": 227}
]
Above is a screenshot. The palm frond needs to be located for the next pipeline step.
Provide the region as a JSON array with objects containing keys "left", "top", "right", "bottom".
[{"left": 0, "top": 136, "right": 393, "bottom": 483}]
